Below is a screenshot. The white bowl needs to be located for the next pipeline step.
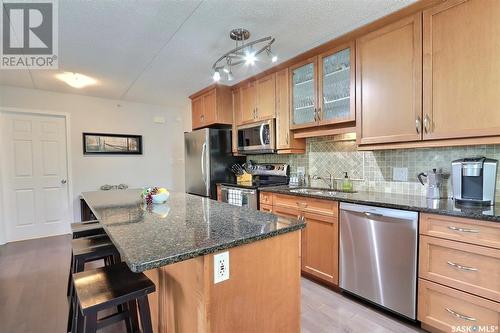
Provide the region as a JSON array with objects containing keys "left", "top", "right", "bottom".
[{"left": 152, "top": 192, "right": 169, "bottom": 204}]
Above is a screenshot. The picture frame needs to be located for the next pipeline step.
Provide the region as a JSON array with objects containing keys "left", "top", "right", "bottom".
[{"left": 83, "top": 133, "right": 143, "bottom": 155}]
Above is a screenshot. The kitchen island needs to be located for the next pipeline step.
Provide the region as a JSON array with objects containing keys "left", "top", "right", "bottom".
[{"left": 81, "top": 189, "right": 305, "bottom": 333}]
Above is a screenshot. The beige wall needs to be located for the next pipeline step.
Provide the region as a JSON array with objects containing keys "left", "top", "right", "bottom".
[{"left": 0, "top": 85, "right": 189, "bottom": 223}]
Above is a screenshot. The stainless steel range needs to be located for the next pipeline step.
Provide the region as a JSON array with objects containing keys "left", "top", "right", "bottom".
[{"left": 219, "top": 163, "right": 289, "bottom": 210}]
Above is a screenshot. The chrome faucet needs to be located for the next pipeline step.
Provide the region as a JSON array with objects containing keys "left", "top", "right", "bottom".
[{"left": 312, "top": 171, "right": 335, "bottom": 189}]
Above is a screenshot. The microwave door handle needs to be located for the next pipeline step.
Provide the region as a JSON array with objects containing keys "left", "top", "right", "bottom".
[{"left": 259, "top": 124, "right": 265, "bottom": 146}]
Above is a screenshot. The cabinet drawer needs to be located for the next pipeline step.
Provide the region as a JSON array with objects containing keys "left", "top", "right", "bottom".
[
  {"left": 273, "top": 204, "right": 300, "bottom": 219},
  {"left": 259, "top": 204, "right": 273, "bottom": 213},
  {"left": 259, "top": 192, "right": 273, "bottom": 206},
  {"left": 419, "top": 235, "right": 500, "bottom": 301},
  {"left": 273, "top": 194, "right": 307, "bottom": 209},
  {"left": 303, "top": 198, "right": 338, "bottom": 217},
  {"left": 418, "top": 279, "right": 500, "bottom": 333},
  {"left": 420, "top": 213, "right": 500, "bottom": 249},
  {"left": 273, "top": 194, "right": 338, "bottom": 217}
]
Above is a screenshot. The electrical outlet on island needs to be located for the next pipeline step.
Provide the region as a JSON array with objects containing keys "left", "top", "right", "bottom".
[{"left": 214, "top": 251, "right": 229, "bottom": 284}]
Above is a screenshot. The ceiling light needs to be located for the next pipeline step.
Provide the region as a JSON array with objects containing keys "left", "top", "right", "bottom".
[
  {"left": 55, "top": 72, "right": 97, "bottom": 89},
  {"left": 244, "top": 51, "right": 257, "bottom": 66},
  {"left": 212, "top": 70, "right": 221, "bottom": 82},
  {"left": 211, "top": 28, "right": 276, "bottom": 82},
  {"left": 227, "top": 69, "right": 234, "bottom": 81},
  {"left": 266, "top": 47, "right": 278, "bottom": 63}
]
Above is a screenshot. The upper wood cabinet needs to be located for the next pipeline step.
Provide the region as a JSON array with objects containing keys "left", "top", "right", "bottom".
[
  {"left": 239, "top": 81, "right": 256, "bottom": 124},
  {"left": 256, "top": 74, "right": 276, "bottom": 119},
  {"left": 318, "top": 42, "right": 355, "bottom": 126},
  {"left": 422, "top": 0, "right": 500, "bottom": 140},
  {"left": 238, "top": 73, "right": 276, "bottom": 124},
  {"left": 290, "top": 44, "right": 356, "bottom": 131},
  {"left": 189, "top": 85, "right": 233, "bottom": 130},
  {"left": 231, "top": 88, "right": 240, "bottom": 154},
  {"left": 191, "top": 95, "right": 204, "bottom": 130},
  {"left": 276, "top": 69, "right": 305, "bottom": 153},
  {"left": 356, "top": 14, "right": 422, "bottom": 145},
  {"left": 290, "top": 57, "right": 319, "bottom": 129}
]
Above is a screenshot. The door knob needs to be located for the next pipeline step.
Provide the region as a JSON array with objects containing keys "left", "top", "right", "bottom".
[{"left": 61, "top": 179, "right": 67, "bottom": 184}]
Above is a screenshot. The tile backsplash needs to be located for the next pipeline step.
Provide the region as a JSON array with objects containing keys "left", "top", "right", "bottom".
[{"left": 252, "top": 137, "right": 500, "bottom": 197}]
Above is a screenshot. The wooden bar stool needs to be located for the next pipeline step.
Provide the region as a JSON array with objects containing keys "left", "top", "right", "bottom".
[
  {"left": 67, "top": 234, "right": 120, "bottom": 297},
  {"left": 71, "top": 220, "right": 105, "bottom": 239},
  {"left": 67, "top": 234, "right": 122, "bottom": 332},
  {"left": 72, "top": 262, "right": 155, "bottom": 333}
]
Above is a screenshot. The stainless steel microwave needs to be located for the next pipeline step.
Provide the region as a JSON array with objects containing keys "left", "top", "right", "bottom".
[{"left": 237, "top": 119, "right": 275, "bottom": 154}]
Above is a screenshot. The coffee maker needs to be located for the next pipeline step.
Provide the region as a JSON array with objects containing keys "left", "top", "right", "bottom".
[
  {"left": 418, "top": 169, "right": 445, "bottom": 199},
  {"left": 451, "top": 157, "right": 498, "bottom": 206}
]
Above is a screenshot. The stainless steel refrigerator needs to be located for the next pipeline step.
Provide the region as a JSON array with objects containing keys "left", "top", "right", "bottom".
[{"left": 184, "top": 128, "right": 245, "bottom": 199}]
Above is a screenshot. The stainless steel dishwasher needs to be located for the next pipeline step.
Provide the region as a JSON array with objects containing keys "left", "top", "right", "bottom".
[{"left": 339, "top": 202, "right": 418, "bottom": 319}]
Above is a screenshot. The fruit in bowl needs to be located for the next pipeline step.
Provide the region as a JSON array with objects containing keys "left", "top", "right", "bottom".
[{"left": 142, "top": 187, "right": 169, "bottom": 205}]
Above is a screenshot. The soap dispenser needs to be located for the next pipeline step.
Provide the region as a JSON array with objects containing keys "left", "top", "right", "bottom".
[{"left": 342, "top": 172, "right": 353, "bottom": 192}]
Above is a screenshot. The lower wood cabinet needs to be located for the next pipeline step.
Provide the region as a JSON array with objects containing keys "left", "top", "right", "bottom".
[
  {"left": 259, "top": 204, "right": 272, "bottom": 213},
  {"left": 418, "top": 279, "right": 500, "bottom": 333},
  {"left": 301, "top": 211, "right": 338, "bottom": 285},
  {"left": 419, "top": 235, "right": 500, "bottom": 302},
  {"left": 216, "top": 185, "right": 222, "bottom": 202},
  {"left": 271, "top": 193, "right": 339, "bottom": 285},
  {"left": 418, "top": 213, "right": 500, "bottom": 333}
]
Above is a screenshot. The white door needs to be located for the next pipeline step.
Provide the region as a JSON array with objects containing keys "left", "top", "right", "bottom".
[{"left": 1, "top": 112, "right": 71, "bottom": 242}]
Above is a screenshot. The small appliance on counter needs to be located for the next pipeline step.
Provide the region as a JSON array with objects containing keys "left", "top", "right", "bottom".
[
  {"left": 220, "top": 163, "right": 289, "bottom": 210},
  {"left": 452, "top": 157, "right": 498, "bottom": 206},
  {"left": 417, "top": 168, "right": 446, "bottom": 199}
]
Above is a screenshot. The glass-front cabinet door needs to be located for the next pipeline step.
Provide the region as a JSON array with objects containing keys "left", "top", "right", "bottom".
[
  {"left": 290, "top": 57, "right": 318, "bottom": 129},
  {"left": 318, "top": 42, "right": 355, "bottom": 124}
]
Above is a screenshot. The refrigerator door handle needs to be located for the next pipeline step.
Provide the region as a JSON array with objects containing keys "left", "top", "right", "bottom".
[{"left": 201, "top": 142, "right": 207, "bottom": 186}]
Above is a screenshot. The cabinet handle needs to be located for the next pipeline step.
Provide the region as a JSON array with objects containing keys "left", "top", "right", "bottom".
[
  {"left": 447, "top": 226, "right": 479, "bottom": 233},
  {"left": 255, "top": 107, "right": 258, "bottom": 118},
  {"left": 445, "top": 308, "right": 476, "bottom": 322},
  {"left": 423, "top": 114, "right": 431, "bottom": 134},
  {"left": 313, "top": 108, "right": 317, "bottom": 122},
  {"left": 317, "top": 107, "right": 321, "bottom": 121},
  {"left": 447, "top": 261, "right": 478, "bottom": 272},
  {"left": 200, "top": 114, "right": 204, "bottom": 121},
  {"left": 286, "top": 132, "right": 289, "bottom": 145},
  {"left": 415, "top": 115, "right": 421, "bottom": 134}
]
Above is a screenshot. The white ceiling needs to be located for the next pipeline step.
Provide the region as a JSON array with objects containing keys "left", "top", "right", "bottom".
[{"left": 1, "top": 0, "right": 416, "bottom": 108}]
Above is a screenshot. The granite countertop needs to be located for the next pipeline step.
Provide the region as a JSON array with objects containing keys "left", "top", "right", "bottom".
[
  {"left": 260, "top": 186, "right": 500, "bottom": 223},
  {"left": 81, "top": 189, "right": 305, "bottom": 272}
]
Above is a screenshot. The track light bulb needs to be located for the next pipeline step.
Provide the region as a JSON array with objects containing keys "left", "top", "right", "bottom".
[
  {"left": 213, "top": 70, "right": 221, "bottom": 82},
  {"left": 244, "top": 52, "right": 257, "bottom": 65}
]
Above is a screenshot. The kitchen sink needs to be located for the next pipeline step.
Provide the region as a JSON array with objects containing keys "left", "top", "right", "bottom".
[{"left": 289, "top": 188, "right": 354, "bottom": 197}]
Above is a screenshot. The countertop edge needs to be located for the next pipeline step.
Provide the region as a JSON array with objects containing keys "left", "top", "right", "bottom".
[
  {"left": 80, "top": 192, "right": 305, "bottom": 273},
  {"left": 127, "top": 222, "right": 305, "bottom": 272},
  {"left": 260, "top": 187, "right": 500, "bottom": 223}
]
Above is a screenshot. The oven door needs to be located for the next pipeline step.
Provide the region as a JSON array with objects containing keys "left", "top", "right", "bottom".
[
  {"left": 220, "top": 186, "right": 258, "bottom": 210},
  {"left": 237, "top": 119, "right": 275, "bottom": 154}
]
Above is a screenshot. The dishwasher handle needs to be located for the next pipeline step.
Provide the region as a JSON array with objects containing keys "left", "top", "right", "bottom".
[{"left": 340, "top": 202, "right": 418, "bottom": 222}]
